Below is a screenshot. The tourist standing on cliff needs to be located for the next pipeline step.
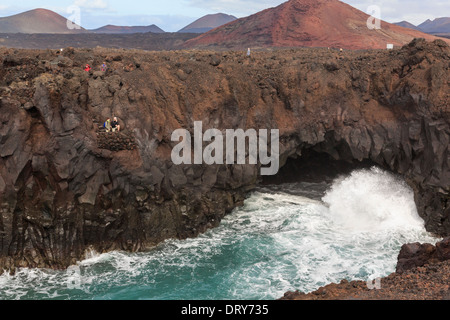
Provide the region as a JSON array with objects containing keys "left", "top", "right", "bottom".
[{"left": 247, "top": 48, "right": 251, "bottom": 57}]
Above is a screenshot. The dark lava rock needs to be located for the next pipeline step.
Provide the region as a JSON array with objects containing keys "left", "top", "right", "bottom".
[
  {"left": 0, "top": 39, "right": 449, "bottom": 271},
  {"left": 396, "top": 242, "right": 438, "bottom": 273},
  {"left": 396, "top": 237, "right": 450, "bottom": 273}
]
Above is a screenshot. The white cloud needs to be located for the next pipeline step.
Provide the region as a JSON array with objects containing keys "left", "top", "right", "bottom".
[
  {"left": 185, "top": 0, "right": 448, "bottom": 24},
  {"left": 73, "top": 0, "right": 108, "bottom": 10},
  {"left": 401, "top": 14, "right": 435, "bottom": 26},
  {"left": 344, "top": 0, "right": 448, "bottom": 24},
  {"left": 185, "top": 0, "right": 284, "bottom": 17}
]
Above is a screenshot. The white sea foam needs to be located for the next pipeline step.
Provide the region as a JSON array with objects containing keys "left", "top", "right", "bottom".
[
  {"left": 322, "top": 167, "right": 424, "bottom": 232},
  {"left": 0, "top": 167, "right": 441, "bottom": 300}
]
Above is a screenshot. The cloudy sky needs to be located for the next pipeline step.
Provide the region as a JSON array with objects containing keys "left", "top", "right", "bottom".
[{"left": 0, "top": 0, "right": 448, "bottom": 32}]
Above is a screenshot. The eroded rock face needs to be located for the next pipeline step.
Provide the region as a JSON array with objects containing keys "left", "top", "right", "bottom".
[{"left": 0, "top": 39, "right": 449, "bottom": 270}]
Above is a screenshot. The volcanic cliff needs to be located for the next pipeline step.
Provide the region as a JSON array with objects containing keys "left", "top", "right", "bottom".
[{"left": 0, "top": 38, "right": 449, "bottom": 271}]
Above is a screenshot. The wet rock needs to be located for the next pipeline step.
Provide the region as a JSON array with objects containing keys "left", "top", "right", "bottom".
[
  {"left": 436, "top": 237, "right": 450, "bottom": 261},
  {"left": 396, "top": 237, "right": 450, "bottom": 273},
  {"left": 396, "top": 242, "right": 437, "bottom": 273}
]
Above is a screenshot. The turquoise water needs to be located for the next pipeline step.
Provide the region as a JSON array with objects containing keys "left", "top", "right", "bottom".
[{"left": 0, "top": 167, "right": 440, "bottom": 300}]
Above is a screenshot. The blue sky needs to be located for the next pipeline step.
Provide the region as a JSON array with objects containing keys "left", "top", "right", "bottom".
[{"left": 0, "top": 0, "right": 448, "bottom": 32}]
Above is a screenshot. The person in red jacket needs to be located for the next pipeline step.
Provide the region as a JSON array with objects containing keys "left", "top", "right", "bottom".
[{"left": 84, "top": 64, "right": 91, "bottom": 72}]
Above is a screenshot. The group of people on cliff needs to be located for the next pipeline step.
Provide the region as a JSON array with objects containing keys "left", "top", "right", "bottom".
[
  {"left": 104, "top": 117, "right": 121, "bottom": 133},
  {"left": 84, "top": 62, "right": 108, "bottom": 72}
]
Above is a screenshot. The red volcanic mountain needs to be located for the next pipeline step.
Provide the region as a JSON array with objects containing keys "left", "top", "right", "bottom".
[
  {"left": 0, "top": 8, "right": 85, "bottom": 34},
  {"left": 185, "top": 0, "right": 448, "bottom": 49}
]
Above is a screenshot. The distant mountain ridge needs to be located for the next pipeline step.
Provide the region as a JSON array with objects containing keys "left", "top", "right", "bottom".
[
  {"left": 91, "top": 24, "right": 165, "bottom": 34},
  {"left": 0, "top": 8, "right": 85, "bottom": 34},
  {"left": 418, "top": 17, "right": 450, "bottom": 34},
  {"left": 178, "top": 13, "right": 237, "bottom": 33},
  {"left": 394, "top": 17, "right": 450, "bottom": 34},
  {"left": 1, "top": 6, "right": 448, "bottom": 48},
  {"left": 393, "top": 21, "right": 422, "bottom": 31},
  {"left": 0, "top": 8, "right": 234, "bottom": 35}
]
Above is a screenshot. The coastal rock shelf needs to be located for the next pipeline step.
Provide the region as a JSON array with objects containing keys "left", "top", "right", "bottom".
[{"left": 0, "top": 39, "right": 449, "bottom": 271}]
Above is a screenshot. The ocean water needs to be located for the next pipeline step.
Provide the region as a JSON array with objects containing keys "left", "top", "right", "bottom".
[{"left": 0, "top": 167, "right": 440, "bottom": 300}]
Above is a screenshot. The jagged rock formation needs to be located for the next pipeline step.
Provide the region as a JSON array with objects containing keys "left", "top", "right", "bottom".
[
  {"left": 396, "top": 237, "right": 450, "bottom": 273},
  {"left": 0, "top": 38, "right": 449, "bottom": 271}
]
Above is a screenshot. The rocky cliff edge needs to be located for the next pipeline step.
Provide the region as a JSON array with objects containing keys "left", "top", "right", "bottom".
[{"left": 0, "top": 39, "right": 449, "bottom": 271}]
